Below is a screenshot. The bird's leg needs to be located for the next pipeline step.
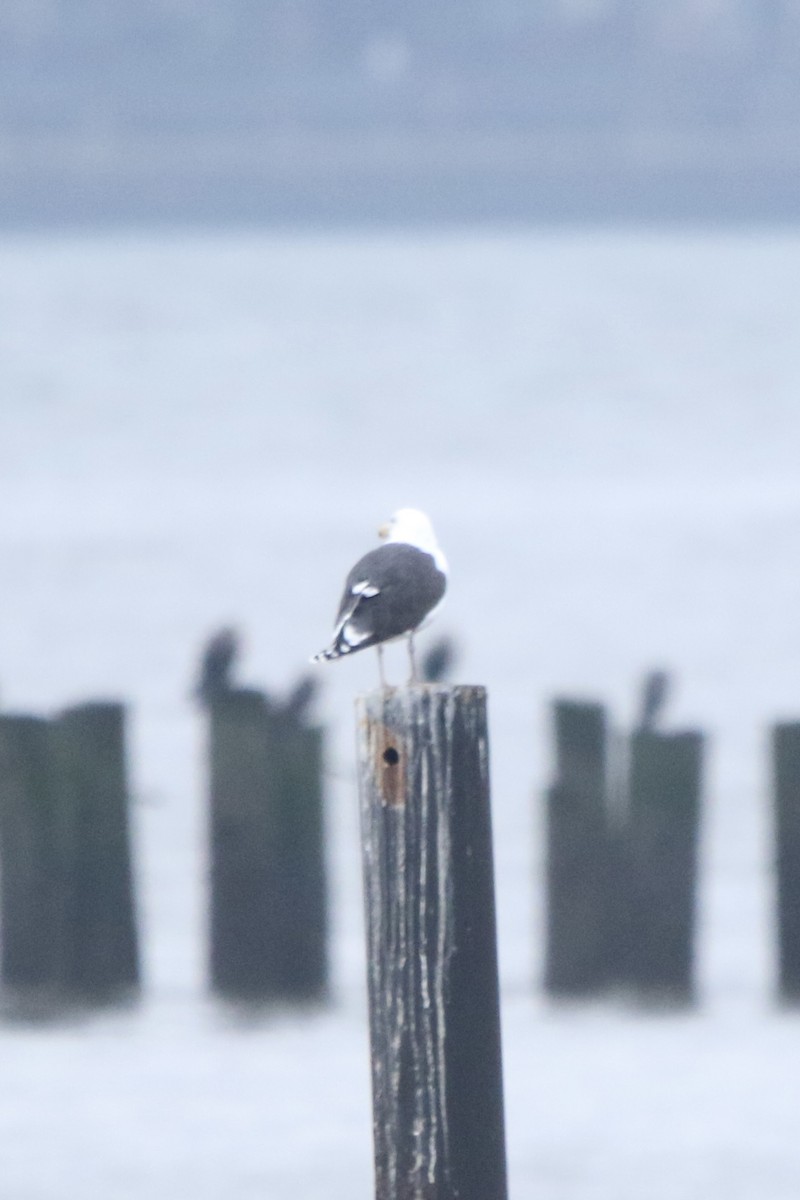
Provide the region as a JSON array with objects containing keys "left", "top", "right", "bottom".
[
  {"left": 407, "top": 634, "right": 419, "bottom": 685},
  {"left": 377, "top": 643, "right": 388, "bottom": 690}
]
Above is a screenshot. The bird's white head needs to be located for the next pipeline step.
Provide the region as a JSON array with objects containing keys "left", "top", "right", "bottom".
[{"left": 379, "top": 508, "right": 448, "bottom": 571}]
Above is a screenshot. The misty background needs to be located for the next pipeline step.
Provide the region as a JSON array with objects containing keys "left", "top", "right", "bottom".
[
  {"left": 2, "top": 6, "right": 800, "bottom": 1200},
  {"left": 1, "top": 0, "right": 799, "bottom": 225}
]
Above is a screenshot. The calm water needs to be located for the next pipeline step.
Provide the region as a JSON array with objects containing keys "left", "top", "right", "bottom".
[{"left": 1, "top": 226, "right": 800, "bottom": 1198}]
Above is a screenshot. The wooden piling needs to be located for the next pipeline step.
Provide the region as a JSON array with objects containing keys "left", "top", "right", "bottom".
[
  {"left": 356, "top": 685, "right": 507, "bottom": 1200},
  {"left": 625, "top": 729, "right": 703, "bottom": 1003},
  {"left": 54, "top": 702, "right": 140, "bottom": 1001},
  {"left": 0, "top": 704, "right": 139, "bottom": 1009},
  {"left": 0, "top": 716, "right": 68, "bottom": 997},
  {"left": 772, "top": 722, "right": 800, "bottom": 1002},
  {"left": 544, "top": 699, "right": 612, "bottom": 996},
  {"left": 266, "top": 716, "right": 327, "bottom": 999},
  {"left": 208, "top": 688, "right": 327, "bottom": 1001}
]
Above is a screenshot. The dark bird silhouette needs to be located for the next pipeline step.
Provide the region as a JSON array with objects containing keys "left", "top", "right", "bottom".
[
  {"left": 279, "top": 673, "right": 319, "bottom": 724},
  {"left": 195, "top": 626, "right": 240, "bottom": 706},
  {"left": 420, "top": 635, "right": 458, "bottom": 683},
  {"left": 636, "top": 669, "right": 671, "bottom": 732}
]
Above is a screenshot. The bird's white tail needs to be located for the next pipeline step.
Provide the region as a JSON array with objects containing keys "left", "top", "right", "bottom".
[{"left": 310, "top": 643, "right": 348, "bottom": 664}]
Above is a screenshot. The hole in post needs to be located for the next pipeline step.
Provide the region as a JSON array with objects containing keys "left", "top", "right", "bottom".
[{"left": 373, "top": 723, "right": 405, "bottom": 807}]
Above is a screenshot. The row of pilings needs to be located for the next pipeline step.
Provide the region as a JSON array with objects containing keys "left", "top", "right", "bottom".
[
  {"left": 1, "top": 689, "right": 800, "bottom": 1015},
  {"left": 0, "top": 689, "right": 327, "bottom": 1015},
  {"left": 544, "top": 698, "right": 800, "bottom": 1006}
]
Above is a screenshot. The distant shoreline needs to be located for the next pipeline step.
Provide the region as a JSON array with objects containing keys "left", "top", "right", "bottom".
[{"left": 1, "top": 126, "right": 799, "bottom": 228}]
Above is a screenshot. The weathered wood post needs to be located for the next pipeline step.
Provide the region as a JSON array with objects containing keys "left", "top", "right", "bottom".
[
  {"left": 266, "top": 713, "right": 327, "bottom": 998},
  {"left": 54, "top": 702, "right": 140, "bottom": 1002},
  {"left": 772, "top": 722, "right": 800, "bottom": 1002},
  {"left": 625, "top": 729, "right": 704, "bottom": 1004},
  {"left": 0, "top": 716, "right": 69, "bottom": 999},
  {"left": 0, "top": 703, "right": 140, "bottom": 1009},
  {"left": 544, "top": 699, "right": 613, "bottom": 996},
  {"left": 208, "top": 688, "right": 327, "bottom": 1001},
  {"left": 357, "top": 685, "right": 507, "bottom": 1200}
]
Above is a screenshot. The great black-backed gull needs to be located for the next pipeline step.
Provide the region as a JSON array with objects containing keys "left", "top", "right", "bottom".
[{"left": 312, "top": 508, "right": 448, "bottom": 687}]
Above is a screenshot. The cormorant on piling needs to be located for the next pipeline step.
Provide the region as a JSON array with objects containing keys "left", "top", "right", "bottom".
[
  {"left": 281, "top": 674, "right": 319, "bottom": 723},
  {"left": 195, "top": 625, "right": 321, "bottom": 725},
  {"left": 312, "top": 507, "right": 448, "bottom": 688},
  {"left": 195, "top": 626, "right": 239, "bottom": 705},
  {"left": 636, "top": 669, "right": 671, "bottom": 732},
  {"left": 421, "top": 635, "right": 458, "bottom": 683}
]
